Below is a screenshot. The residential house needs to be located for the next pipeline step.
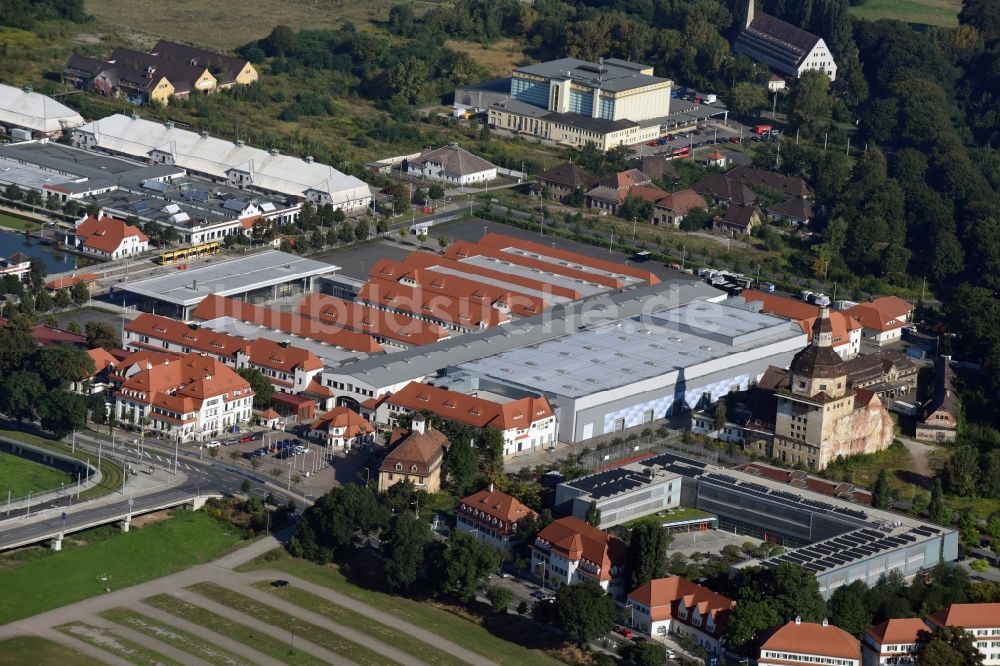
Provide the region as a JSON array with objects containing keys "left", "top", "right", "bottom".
[
  {"left": 0, "top": 316, "right": 88, "bottom": 348},
  {"left": 915, "top": 355, "right": 959, "bottom": 443},
  {"left": 691, "top": 173, "right": 756, "bottom": 207},
  {"left": 72, "top": 214, "right": 149, "bottom": 260},
  {"left": 456, "top": 486, "right": 537, "bottom": 552},
  {"left": 768, "top": 196, "right": 814, "bottom": 225},
  {"left": 863, "top": 618, "right": 927, "bottom": 666},
  {"left": 113, "top": 352, "right": 253, "bottom": 443},
  {"left": 406, "top": 144, "right": 497, "bottom": 186},
  {"left": 308, "top": 406, "right": 374, "bottom": 451},
  {"left": 377, "top": 415, "right": 449, "bottom": 493},
  {"left": 734, "top": 0, "right": 838, "bottom": 80},
  {"left": 925, "top": 603, "right": 1000, "bottom": 665},
  {"left": 842, "top": 350, "right": 918, "bottom": 408},
  {"left": 845, "top": 296, "right": 914, "bottom": 347},
  {"left": 652, "top": 189, "right": 707, "bottom": 227},
  {"left": 639, "top": 154, "right": 679, "bottom": 182},
  {"left": 626, "top": 576, "right": 734, "bottom": 654},
  {"left": 531, "top": 516, "right": 628, "bottom": 599},
  {"left": 364, "top": 381, "right": 556, "bottom": 457},
  {"left": 585, "top": 169, "right": 655, "bottom": 215},
  {"left": 533, "top": 163, "right": 599, "bottom": 202},
  {"left": 704, "top": 150, "right": 727, "bottom": 167},
  {"left": 150, "top": 40, "right": 258, "bottom": 88},
  {"left": 758, "top": 618, "right": 861, "bottom": 666},
  {"left": 767, "top": 74, "right": 787, "bottom": 91},
  {"left": 727, "top": 165, "right": 812, "bottom": 200},
  {"left": 0, "top": 252, "right": 32, "bottom": 280},
  {"left": 713, "top": 204, "right": 763, "bottom": 235},
  {"left": 740, "top": 289, "right": 862, "bottom": 360}
]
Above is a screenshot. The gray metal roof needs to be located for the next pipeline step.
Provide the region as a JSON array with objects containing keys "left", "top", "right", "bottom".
[
  {"left": 122, "top": 251, "right": 340, "bottom": 307},
  {"left": 199, "top": 316, "right": 360, "bottom": 366},
  {"left": 0, "top": 83, "right": 84, "bottom": 134},
  {"left": 326, "top": 280, "right": 724, "bottom": 388},
  {"left": 514, "top": 58, "right": 670, "bottom": 93}
]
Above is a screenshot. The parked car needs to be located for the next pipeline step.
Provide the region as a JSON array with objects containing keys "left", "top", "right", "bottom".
[
  {"left": 271, "top": 579, "right": 289, "bottom": 588},
  {"left": 224, "top": 438, "right": 239, "bottom": 446},
  {"left": 761, "top": 281, "right": 776, "bottom": 292},
  {"left": 729, "top": 136, "right": 741, "bottom": 143},
  {"left": 204, "top": 440, "right": 221, "bottom": 448},
  {"left": 239, "top": 435, "right": 253, "bottom": 443},
  {"left": 618, "top": 626, "right": 634, "bottom": 639},
  {"left": 666, "top": 649, "right": 677, "bottom": 658}
]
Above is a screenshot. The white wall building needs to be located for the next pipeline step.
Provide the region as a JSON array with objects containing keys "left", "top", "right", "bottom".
[
  {"left": 530, "top": 516, "right": 629, "bottom": 599},
  {"left": 406, "top": 144, "right": 497, "bottom": 186},
  {"left": 734, "top": 0, "right": 838, "bottom": 81}
]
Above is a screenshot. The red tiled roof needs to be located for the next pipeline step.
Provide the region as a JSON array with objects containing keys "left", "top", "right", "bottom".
[
  {"left": 743, "top": 290, "right": 860, "bottom": 345},
  {"left": 357, "top": 277, "right": 509, "bottom": 329},
  {"left": 865, "top": 618, "right": 927, "bottom": 646},
  {"left": 192, "top": 295, "right": 383, "bottom": 353},
  {"left": 298, "top": 293, "right": 449, "bottom": 347},
  {"left": 382, "top": 381, "right": 553, "bottom": 431},
  {"left": 380, "top": 421, "right": 449, "bottom": 477},
  {"left": 927, "top": 603, "right": 1000, "bottom": 630},
  {"left": 75, "top": 215, "right": 148, "bottom": 254},
  {"left": 116, "top": 352, "right": 252, "bottom": 414},
  {"left": 311, "top": 406, "right": 374, "bottom": 438},
  {"left": 401, "top": 251, "right": 582, "bottom": 301},
  {"left": 760, "top": 620, "right": 860, "bottom": 660},
  {"left": 259, "top": 408, "right": 280, "bottom": 420},
  {"left": 86, "top": 347, "right": 119, "bottom": 377},
  {"left": 535, "top": 517, "right": 627, "bottom": 581},
  {"left": 460, "top": 488, "right": 537, "bottom": 524},
  {"left": 628, "top": 576, "right": 734, "bottom": 633},
  {"left": 655, "top": 189, "right": 707, "bottom": 214},
  {"left": 46, "top": 273, "right": 100, "bottom": 290},
  {"left": 625, "top": 184, "right": 671, "bottom": 204},
  {"left": 846, "top": 297, "right": 913, "bottom": 332},
  {"left": 0, "top": 318, "right": 91, "bottom": 348}
]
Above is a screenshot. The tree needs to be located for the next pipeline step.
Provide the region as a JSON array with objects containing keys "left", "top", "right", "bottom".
[
  {"left": 827, "top": 581, "right": 872, "bottom": 637},
  {"left": 726, "top": 82, "right": 769, "bottom": 116},
  {"left": 940, "top": 446, "right": 979, "bottom": 497},
  {"left": 873, "top": 468, "right": 892, "bottom": 509},
  {"left": 713, "top": 400, "right": 727, "bottom": 433},
  {"left": 0, "top": 371, "right": 44, "bottom": 421},
  {"left": 428, "top": 184, "right": 445, "bottom": 201},
  {"left": 241, "top": 478, "right": 251, "bottom": 493},
  {"left": 622, "top": 641, "right": 666, "bottom": 666},
  {"left": 627, "top": 522, "right": 670, "bottom": 590},
  {"left": 84, "top": 321, "right": 119, "bottom": 350},
  {"left": 770, "top": 562, "right": 828, "bottom": 622},
  {"left": 38, "top": 390, "right": 87, "bottom": 438},
  {"left": 53, "top": 289, "right": 70, "bottom": 309},
  {"left": 33, "top": 344, "right": 95, "bottom": 391},
  {"left": 585, "top": 500, "right": 601, "bottom": 527},
  {"left": 443, "top": 438, "right": 477, "bottom": 495},
  {"left": 929, "top": 479, "right": 950, "bottom": 524},
  {"left": 788, "top": 70, "right": 833, "bottom": 138},
  {"left": 723, "top": 599, "right": 782, "bottom": 655},
  {"left": 354, "top": 218, "right": 370, "bottom": 241},
  {"left": 439, "top": 531, "right": 501, "bottom": 602},
  {"left": 236, "top": 367, "right": 274, "bottom": 409},
  {"left": 88, "top": 392, "right": 107, "bottom": 425},
  {"left": 70, "top": 282, "right": 89, "bottom": 306},
  {"left": 555, "top": 582, "right": 615, "bottom": 644},
  {"left": 487, "top": 585, "right": 513, "bottom": 614},
  {"left": 384, "top": 512, "right": 433, "bottom": 592},
  {"left": 919, "top": 625, "right": 984, "bottom": 666},
  {"left": 338, "top": 221, "right": 354, "bottom": 244}
]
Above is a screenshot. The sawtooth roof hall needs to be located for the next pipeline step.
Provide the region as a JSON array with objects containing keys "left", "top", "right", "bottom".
[{"left": 73, "top": 114, "right": 371, "bottom": 210}]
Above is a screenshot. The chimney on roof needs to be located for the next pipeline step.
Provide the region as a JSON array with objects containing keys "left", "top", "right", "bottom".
[
  {"left": 164, "top": 120, "right": 174, "bottom": 129},
  {"left": 304, "top": 155, "right": 314, "bottom": 163},
  {"left": 795, "top": 616, "right": 802, "bottom": 625},
  {"left": 822, "top": 618, "right": 829, "bottom": 627},
  {"left": 191, "top": 279, "right": 197, "bottom": 290},
  {"left": 489, "top": 482, "right": 494, "bottom": 493},
  {"left": 200, "top": 131, "right": 208, "bottom": 139},
  {"left": 146, "top": 361, "right": 152, "bottom": 370},
  {"left": 745, "top": 0, "right": 755, "bottom": 28},
  {"left": 412, "top": 413, "right": 426, "bottom": 435},
  {"left": 280, "top": 340, "right": 289, "bottom": 348},
  {"left": 22, "top": 85, "right": 33, "bottom": 93}
]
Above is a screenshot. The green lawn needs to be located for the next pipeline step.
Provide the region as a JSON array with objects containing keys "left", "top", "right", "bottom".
[
  {"left": 190, "top": 582, "right": 400, "bottom": 666},
  {"left": 100, "top": 608, "right": 251, "bottom": 666},
  {"left": 253, "top": 581, "right": 468, "bottom": 666},
  {"left": 0, "top": 429, "right": 124, "bottom": 502},
  {"left": 0, "top": 449, "right": 73, "bottom": 499},
  {"left": 623, "top": 507, "right": 715, "bottom": 529},
  {"left": 0, "top": 212, "right": 41, "bottom": 232},
  {"left": 849, "top": 0, "right": 960, "bottom": 26},
  {"left": 0, "top": 511, "right": 246, "bottom": 625},
  {"left": 144, "top": 594, "right": 328, "bottom": 666},
  {"left": 238, "top": 550, "right": 561, "bottom": 666},
  {"left": 59, "top": 622, "right": 185, "bottom": 666},
  {"left": 0, "top": 636, "right": 105, "bottom": 666}
]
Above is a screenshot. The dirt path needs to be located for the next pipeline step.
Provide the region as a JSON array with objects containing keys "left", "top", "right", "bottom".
[{"left": 898, "top": 435, "right": 936, "bottom": 479}]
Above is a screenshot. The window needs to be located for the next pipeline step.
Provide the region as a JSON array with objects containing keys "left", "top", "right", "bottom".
[{"left": 395, "top": 463, "right": 402, "bottom": 471}]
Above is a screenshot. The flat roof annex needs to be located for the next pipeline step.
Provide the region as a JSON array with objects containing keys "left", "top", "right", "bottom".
[{"left": 122, "top": 251, "right": 338, "bottom": 307}]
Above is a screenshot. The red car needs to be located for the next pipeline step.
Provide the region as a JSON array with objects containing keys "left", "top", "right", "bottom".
[
  {"left": 618, "top": 626, "right": 634, "bottom": 639},
  {"left": 729, "top": 136, "right": 741, "bottom": 143},
  {"left": 646, "top": 140, "right": 658, "bottom": 146},
  {"left": 239, "top": 435, "right": 253, "bottom": 443}
]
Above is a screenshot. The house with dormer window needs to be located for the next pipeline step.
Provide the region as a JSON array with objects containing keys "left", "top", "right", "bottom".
[
  {"left": 627, "top": 577, "right": 734, "bottom": 654},
  {"left": 531, "top": 516, "right": 628, "bottom": 599}
]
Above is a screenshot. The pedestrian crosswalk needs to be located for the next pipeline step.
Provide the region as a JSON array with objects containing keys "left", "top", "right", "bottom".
[{"left": 122, "top": 448, "right": 194, "bottom": 470}]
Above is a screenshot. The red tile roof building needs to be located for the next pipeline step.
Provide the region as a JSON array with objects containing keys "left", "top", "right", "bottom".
[
  {"left": 308, "top": 406, "right": 374, "bottom": 450},
  {"left": 626, "top": 577, "right": 734, "bottom": 653},
  {"left": 926, "top": 603, "right": 1000, "bottom": 664},
  {"left": 297, "top": 293, "right": 449, "bottom": 348},
  {"left": 758, "top": 618, "right": 861, "bottom": 666},
  {"left": 73, "top": 214, "right": 149, "bottom": 260},
  {"left": 743, "top": 290, "right": 862, "bottom": 360},
  {"left": 456, "top": 487, "right": 538, "bottom": 551},
  {"left": 863, "top": 618, "right": 928, "bottom": 666},
  {"left": 377, "top": 415, "right": 449, "bottom": 493},
  {"left": 124, "top": 313, "right": 323, "bottom": 395},
  {"left": 531, "top": 516, "right": 628, "bottom": 599},
  {"left": 363, "top": 381, "right": 556, "bottom": 457},
  {"left": 845, "top": 296, "right": 913, "bottom": 347},
  {"left": 114, "top": 352, "right": 253, "bottom": 443},
  {"left": 652, "top": 188, "right": 708, "bottom": 228}
]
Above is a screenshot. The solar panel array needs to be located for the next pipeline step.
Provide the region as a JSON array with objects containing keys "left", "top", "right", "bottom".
[
  {"left": 763, "top": 527, "right": 921, "bottom": 574},
  {"left": 569, "top": 467, "right": 654, "bottom": 499}
]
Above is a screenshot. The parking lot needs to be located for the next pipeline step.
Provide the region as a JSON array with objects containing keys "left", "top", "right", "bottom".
[{"left": 669, "top": 528, "right": 762, "bottom": 556}]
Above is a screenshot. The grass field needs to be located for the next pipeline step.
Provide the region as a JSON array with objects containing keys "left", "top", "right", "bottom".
[
  {"left": 254, "top": 581, "right": 469, "bottom": 666},
  {"left": 0, "top": 212, "right": 42, "bottom": 232},
  {"left": 0, "top": 636, "right": 105, "bottom": 666},
  {"left": 59, "top": 621, "right": 185, "bottom": 666},
  {"left": 239, "top": 550, "right": 561, "bottom": 666},
  {"left": 0, "top": 449, "right": 74, "bottom": 499},
  {"left": 0, "top": 511, "right": 245, "bottom": 625},
  {"left": 0, "top": 429, "right": 124, "bottom": 502},
  {"left": 849, "top": 0, "right": 960, "bottom": 26},
  {"left": 86, "top": 0, "right": 442, "bottom": 50},
  {"left": 190, "top": 582, "right": 399, "bottom": 666},
  {"left": 145, "top": 593, "right": 328, "bottom": 666},
  {"left": 100, "top": 608, "right": 250, "bottom": 666}
]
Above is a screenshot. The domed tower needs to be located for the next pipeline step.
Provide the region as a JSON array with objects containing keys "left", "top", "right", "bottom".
[{"left": 788, "top": 307, "right": 848, "bottom": 399}]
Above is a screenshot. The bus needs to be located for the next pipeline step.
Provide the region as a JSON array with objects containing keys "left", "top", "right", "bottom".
[
  {"left": 669, "top": 146, "right": 691, "bottom": 160},
  {"left": 157, "top": 241, "right": 223, "bottom": 265}
]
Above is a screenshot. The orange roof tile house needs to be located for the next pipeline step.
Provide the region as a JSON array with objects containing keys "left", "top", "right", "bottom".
[
  {"left": 308, "top": 406, "right": 374, "bottom": 451},
  {"left": 863, "top": 618, "right": 928, "bottom": 666},
  {"left": 72, "top": 213, "right": 149, "bottom": 260},
  {"left": 113, "top": 352, "right": 253, "bottom": 443},
  {"left": 377, "top": 415, "right": 449, "bottom": 493},
  {"left": 758, "top": 618, "right": 860, "bottom": 666},
  {"left": 531, "top": 516, "right": 628, "bottom": 599},
  {"left": 364, "top": 381, "right": 556, "bottom": 458},
  {"left": 845, "top": 296, "right": 913, "bottom": 347},
  {"left": 626, "top": 576, "right": 734, "bottom": 654},
  {"left": 456, "top": 486, "right": 538, "bottom": 551}
]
